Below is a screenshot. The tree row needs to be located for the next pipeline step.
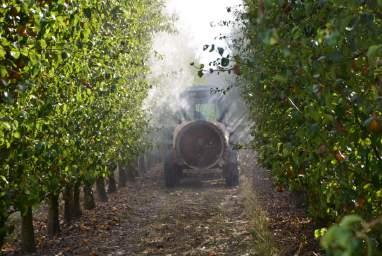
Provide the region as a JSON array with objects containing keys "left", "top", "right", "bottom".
[{"left": 0, "top": 0, "right": 166, "bottom": 252}]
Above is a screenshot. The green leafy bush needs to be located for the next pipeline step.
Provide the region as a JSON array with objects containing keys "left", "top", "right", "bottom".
[
  {"left": 238, "top": 0, "right": 382, "bottom": 222},
  {"left": 322, "top": 215, "right": 382, "bottom": 256},
  {"left": 233, "top": 0, "right": 382, "bottom": 253},
  {"left": 0, "top": 0, "right": 166, "bottom": 251}
]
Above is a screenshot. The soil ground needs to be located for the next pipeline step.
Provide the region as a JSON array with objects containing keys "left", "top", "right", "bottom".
[
  {"left": 2, "top": 151, "right": 321, "bottom": 256},
  {"left": 4, "top": 166, "right": 256, "bottom": 255}
]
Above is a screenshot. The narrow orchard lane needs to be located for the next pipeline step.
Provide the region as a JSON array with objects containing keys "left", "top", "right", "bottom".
[
  {"left": 119, "top": 169, "right": 254, "bottom": 256},
  {"left": 31, "top": 165, "right": 256, "bottom": 256}
]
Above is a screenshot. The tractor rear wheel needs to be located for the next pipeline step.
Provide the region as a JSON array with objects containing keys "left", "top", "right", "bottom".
[
  {"left": 224, "top": 150, "right": 239, "bottom": 187},
  {"left": 164, "top": 153, "right": 179, "bottom": 187}
]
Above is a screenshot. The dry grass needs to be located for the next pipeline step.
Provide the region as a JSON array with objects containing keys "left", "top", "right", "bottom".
[
  {"left": 238, "top": 150, "right": 321, "bottom": 256},
  {"left": 240, "top": 174, "right": 279, "bottom": 256},
  {"left": 239, "top": 150, "right": 279, "bottom": 256}
]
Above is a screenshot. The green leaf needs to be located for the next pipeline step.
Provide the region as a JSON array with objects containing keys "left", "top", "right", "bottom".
[
  {"left": 221, "top": 57, "right": 229, "bottom": 67},
  {"left": 0, "top": 45, "right": 5, "bottom": 60},
  {"left": 13, "top": 131, "right": 21, "bottom": 139},
  {"left": 273, "top": 74, "right": 287, "bottom": 83},
  {"left": 39, "top": 39, "right": 47, "bottom": 49},
  {"left": 2, "top": 122, "right": 11, "bottom": 130},
  {"left": 0, "top": 175, "right": 8, "bottom": 185},
  {"left": 367, "top": 44, "right": 382, "bottom": 67},
  {"left": 339, "top": 215, "right": 363, "bottom": 228},
  {"left": 218, "top": 47, "right": 224, "bottom": 56},
  {"left": 0, "top": 67, "right": 8, "bottom": 78},
  {"left": 262, "top": 29, "right": 279, "bottom": 45},
  {"left": 10, "top": 49, "right": 20, "bottom": 59}
]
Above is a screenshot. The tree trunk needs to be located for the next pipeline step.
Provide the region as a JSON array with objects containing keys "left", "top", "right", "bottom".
[
  {"left": 118, "top": 163, "right": 127, "bottom": 188},
  {"left": 126, "top": 164, "right": 137, "bottom": 182},
  {"left": 108, "top": 167, "right": 117, "bottom": 193},
  {"left": 71, "top": 181, "right": 82, "bottom": 218},
  {"left": 47, "top": 193, "right": 60, "bottom": 238},
  {"left": 83, "top": 183, "right": 96, "bottom": 210},
  {"left": 147, "top": 153, "right": 152, "bottom": 170},
  {"left": 21, "top": 207, "right": 35, "bottom": 253},
  {"left": 0, "top": 215, "right": 7, "bottom": 249},
  {"left": 258, "top": 0, "right": 265, "bottom": 17},
  {"left": 96, "top": 177, "right": 108, "bottom": 202},
  {"left": 139, "top": 155, "right": 145, "bottom": 173},
  {"left": 63, "top": 186, "right": 72, "bottom": 224}
]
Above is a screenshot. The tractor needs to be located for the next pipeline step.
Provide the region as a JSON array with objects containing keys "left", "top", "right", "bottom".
[{"left": 164, "top": 85, "right": 239, "bottom": 187}]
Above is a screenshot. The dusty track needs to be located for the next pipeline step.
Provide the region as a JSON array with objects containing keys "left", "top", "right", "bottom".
[{"left": 23, "top": 166, "right": 255, "bottom": 256}]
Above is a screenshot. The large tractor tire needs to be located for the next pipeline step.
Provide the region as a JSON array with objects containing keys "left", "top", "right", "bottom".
[
  {"left": 164, "top": 153, "right": 179, "bottom": 187},
  {"left": 224, "top": 150, "right": 239, "bottom": 187}
]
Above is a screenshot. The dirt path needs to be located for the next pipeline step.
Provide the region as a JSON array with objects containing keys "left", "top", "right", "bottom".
[{"left": 23, "top": 166, "right": 255, "bottom": 256}]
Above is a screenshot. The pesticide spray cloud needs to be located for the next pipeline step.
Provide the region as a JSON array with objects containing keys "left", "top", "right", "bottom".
[
  {"left": 144, "top": 31, "right": 195, "bottom": 130},
  {"left": 143, "top": 0, "right": 252, "bottom": 164},
  {"left": 143, "top": 18, "right": 195, "bottom": 154}
]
